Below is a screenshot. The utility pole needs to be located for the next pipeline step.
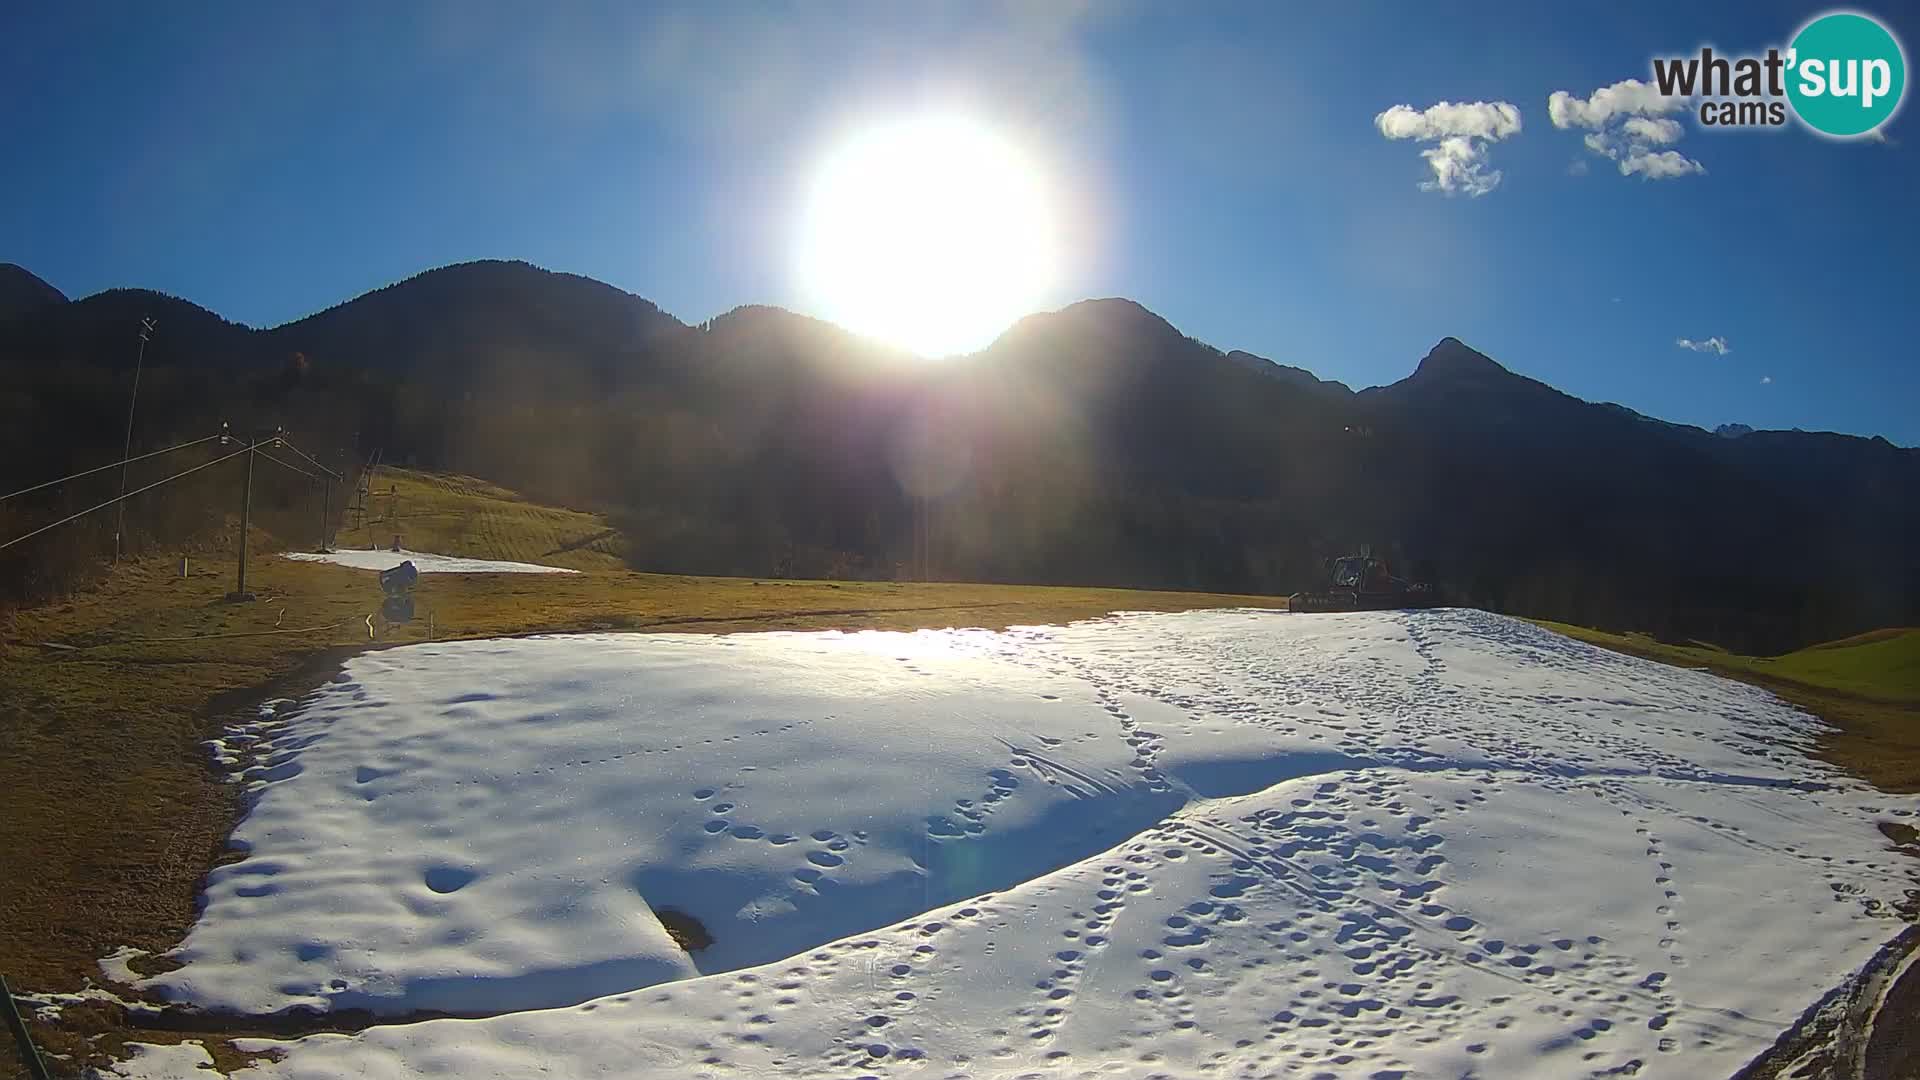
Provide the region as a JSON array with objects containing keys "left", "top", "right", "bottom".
[
  {"left": 234, "top": 433, "right": 258, "bottom": 600},
  {"left": 113, "top": 316, "right": 155, "bottom": 565},
  {"left": 353, "top": 447, "right": 380, "bottom": 534},
  {"left": 223, "top": 427, "right": 338, "bottom": 597},
  {"left": 331, "top": 448, "right": 348, "bottom": 548}
]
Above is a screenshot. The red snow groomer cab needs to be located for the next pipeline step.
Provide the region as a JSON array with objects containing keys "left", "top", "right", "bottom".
[{"left": 1289, "top": 553, "right": 1440, "bottom": 613}]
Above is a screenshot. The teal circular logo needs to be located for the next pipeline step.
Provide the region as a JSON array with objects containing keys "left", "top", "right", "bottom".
[{"left": 1787, "top": 12, "right": 1906, "bottom": 137}]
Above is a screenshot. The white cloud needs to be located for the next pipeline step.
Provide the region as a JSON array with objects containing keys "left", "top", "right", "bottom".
[
  {"left": 1620, "top": 146, "right": 1707, "bottom": 179},
  {"left": 1419, "top": 136, "right": 1505, "bottom": 197},
  {"left": 1620, "top": 116, "right": 1684, "bottom": 145},
  {"left": 1677, "top": 336, "right": 1731, "bottom": 355},
  {"left": 1375, "top": 100, "right": 1522, "bottom": 196},
  {"left": 1551, "top": 79, "right": 1705, "bottom": 179},
  {"left": 1377, "top": 101, "right": 1522, "bottom": 141},
  {"left": 1567, "top": 157, "right": 1590, "bottom": 176},
  {"left": 1548, "top": 80, "right": 1684, "bottom": 128},
  {"left": 1760, "top": 375, "right": 1773, "bottom": 385}
]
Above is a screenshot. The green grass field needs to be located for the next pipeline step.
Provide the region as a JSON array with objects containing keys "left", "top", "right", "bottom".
[
  {"left": 1533, "top": 623, "right": 1920, "bottom": 703},
  {"left": 1764, "top": 628, "right": 1920, "bottom": 703},
  {"left": 339, "top": 466, "right": 627, "bottom": 571}
]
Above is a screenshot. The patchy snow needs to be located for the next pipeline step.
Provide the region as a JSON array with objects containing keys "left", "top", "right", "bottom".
[
  {"left": 92, "top": 1041, "right": 217, "bottom": 1077},
  {"left": 204, "top": 699, "right": 299, "bottom": 778},
  {"left": 96, "top": 944, "right": 148, "bottom": 986},
  {"left": 279, "top": 548, "right": 578, "bottom": 574},
  {"left": 17, "top": 984, "right": 135, "bottom": 1026},
  {"left": 135, "top": 609, "right": 1916, "bottom": 1079}
]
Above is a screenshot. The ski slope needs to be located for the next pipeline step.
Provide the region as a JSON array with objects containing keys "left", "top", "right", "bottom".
[
  {"left": 279, "top": 548, "right": 579, "bottom": 574},
  {"left": 128, "top": 609, "right": 1916, "bottom": 1078}
]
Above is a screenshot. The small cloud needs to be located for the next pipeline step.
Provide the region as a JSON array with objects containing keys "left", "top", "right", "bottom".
[
  {"left": 1676, "top": 336, "right": 1731, "bottom": 355},
  {"left": 1550, "top": 79, "right": 1705, "bottom": 179},
  {"left": 1609, "top": 296, "right": 1623, "bottom": 303},
  {"left": 1421, "top": 136, "right": 1505, "bottom": 196},
  {"left": 1760, "top": 375, "right": 1773, "bottom": 385},
  {"left": 1375, "top": 100, "right": 1523, "bottom": 197},
  {"left": 1616, "top": 145, "right": 1706, "bottom": 179},
  {"left": 1567, "top": 157, "right": 1590, "bottom": 176},
  {"left": 1620, "top": 116, "right": 1684, "bottom": 145}
]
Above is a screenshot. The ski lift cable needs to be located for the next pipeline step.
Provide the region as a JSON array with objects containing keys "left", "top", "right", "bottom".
[
  {"left": 267, "top": 437, "right": 342, "bottom": 479},
  {"left": 0, "top": 444, "right": 253, "bottom": 551},
  {"left": 0, "top": 433, "right": 223, "bottom": 504},
  {"left": 253, "top": 447, "right": 319, "bottom": 482}
]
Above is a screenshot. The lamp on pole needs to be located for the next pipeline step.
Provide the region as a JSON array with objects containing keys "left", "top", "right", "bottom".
[{"left": 113, "top": 316, "right": 155, "bottom": 565}]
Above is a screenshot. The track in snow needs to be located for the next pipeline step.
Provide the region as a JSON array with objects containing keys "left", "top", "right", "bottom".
[{"left": 110, "top": 609, "right": 1919, "bottom": 1079}]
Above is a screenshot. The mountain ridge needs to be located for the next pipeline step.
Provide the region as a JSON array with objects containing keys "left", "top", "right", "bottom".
[
  {"left": 4, "top": 257, "right": 1898, "bottom": 449},
  {"left": 0, "top": 262, "right": 68, "bottom": 323},
  {"left": 2, "top": 257, "right": 1913, "bottom": 653}
]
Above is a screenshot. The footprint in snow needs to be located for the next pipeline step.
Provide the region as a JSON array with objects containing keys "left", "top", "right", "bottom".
[{"left": 423, "top": 866, "right": 477, "bottom": 894}]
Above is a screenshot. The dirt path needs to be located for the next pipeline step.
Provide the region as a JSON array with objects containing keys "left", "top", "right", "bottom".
[{"left": 1733, "top": 926, "right": 1920, "bottom": 1080}]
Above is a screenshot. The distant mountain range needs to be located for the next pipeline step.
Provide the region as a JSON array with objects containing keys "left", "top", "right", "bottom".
[{"left": 3, "top": 259, "right": 1914, "bottom": 651}]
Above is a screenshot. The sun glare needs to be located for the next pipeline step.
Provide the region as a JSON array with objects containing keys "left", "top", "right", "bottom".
[{"left": 794, "top": 110, "right": 1061, "bottom": 358}]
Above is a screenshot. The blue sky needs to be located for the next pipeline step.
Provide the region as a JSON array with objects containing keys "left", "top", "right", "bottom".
[{"left": 3, "top": 1, "right": 1916, "bottom": 442}]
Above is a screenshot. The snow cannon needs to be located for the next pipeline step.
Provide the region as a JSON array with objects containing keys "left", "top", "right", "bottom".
[{"left": 379, "top": 559, "right": 419, "bottom": 597}]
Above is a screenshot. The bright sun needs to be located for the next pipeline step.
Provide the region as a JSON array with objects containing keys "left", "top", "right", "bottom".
[{"left": 794, "top": 111, "right": 1061, "bottom": 358}]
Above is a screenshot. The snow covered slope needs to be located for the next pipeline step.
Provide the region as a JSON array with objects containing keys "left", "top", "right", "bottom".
[
  {"left": 279, "top": 548, "right": 579, "bottom": 573},
  {"left": 140, "top": 609, "right": 1915, "bottom": 1079}
]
